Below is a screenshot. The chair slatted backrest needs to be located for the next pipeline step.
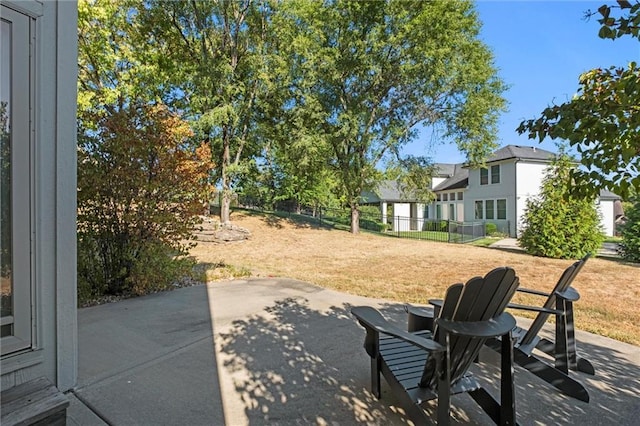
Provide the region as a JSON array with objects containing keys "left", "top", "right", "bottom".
[
  {"left": 420, "top": 267, "right": 519, "bottom": 388},
  {"left": 519, "top": 255, "right": 589, "bottom": 347}
]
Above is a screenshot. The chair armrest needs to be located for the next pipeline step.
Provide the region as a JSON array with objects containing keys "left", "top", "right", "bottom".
[
  {"left": 428, "top": 299, "right": 443, "bottom": 308},
  {"left": 507, "top": 303, "right": 563, "bottom": 315},
  {"left": 517, "top": 287, "right": 550, "bottom": 297},
  {"left": 555, "top": 286, "right": 580, "bottom": 302},
  {"left": 351, "top": 306, "right": 444, "bottom": 353},
  {"left": 436, "top": 312, "right": 516, "bottom": 339}
]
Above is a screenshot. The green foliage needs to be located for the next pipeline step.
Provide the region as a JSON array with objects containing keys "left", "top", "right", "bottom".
[
  {"left": 275, "top": 0, "right": 506, "bottom": 233},
  {"left": 620, "top": 197, "right": 640, "bottom": 262},
  {"left": 519, "top": 155, "right": 605, "bottom": 259},
  {"left": 138, "top": 0, "right": 276, "bottom": 224},
  {"left": 77, "top": 105, "right": 213, "bottom": 299},
  {"left": 485, "top": 222, "right": 498, "bottom": 235},
  {"left": 518, "top": 1, "right": 640, "bottom": 199},
  {"left": 593, "top": 1, "right": 640, "bottom": 40}
]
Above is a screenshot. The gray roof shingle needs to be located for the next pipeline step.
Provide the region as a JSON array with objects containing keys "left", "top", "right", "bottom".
[{"left": 486, "top": 145, "right": 556, "bottom": 163}]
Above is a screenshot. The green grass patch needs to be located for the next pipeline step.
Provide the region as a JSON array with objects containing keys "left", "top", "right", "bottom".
[
  {"left": 387, "top": 230, "right": 451, "bottom": 242},
  {"left": 469, "top": 237, "right": 502, "bottom": 247},
  {"left": 603, "top": 236, "right": 622, "bottom": 243}
]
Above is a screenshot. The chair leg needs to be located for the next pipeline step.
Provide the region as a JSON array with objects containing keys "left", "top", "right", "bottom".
[
  {"left": 565, "top": 301, "right": 596, "bottom": 375},
  {"left": 371, "top": 355, "right": 381, "bottom": 399},
  {"left": 565, "top": 301, "right": 578, "bottom": 371},
  {"left": 437, "top": 335, "right": 451, "bottom": 425},
  {"left": 512, "top": 350, "right": 590, "bottom": 402},
  {"left": 500, "top": 331, "right": 516, "bottom": 426},
  {"left": 555, "top": 299, "right": 569, "bottom": 374}
]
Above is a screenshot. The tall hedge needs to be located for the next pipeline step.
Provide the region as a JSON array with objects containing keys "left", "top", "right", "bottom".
[
  {"left": 519, "top": 155, "right": 604, "bottom": 259},
  {"left": 620, "top": 198, "right": 640, "bottom": 262}
]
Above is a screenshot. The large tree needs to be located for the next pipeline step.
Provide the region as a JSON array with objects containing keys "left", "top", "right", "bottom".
[
  {"left": 517, "top": 0, "right": 640, "bottom": 199},
  {"left": 138, "top": 0, "right": 277, "bottom": 225},
  {"left": 276, "top": 0, "right": 507, "bottom": 233}
]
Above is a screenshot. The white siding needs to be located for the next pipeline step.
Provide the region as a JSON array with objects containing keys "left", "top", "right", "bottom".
[
  {"left": 515, "top": 162, "right": 549, "bottom": 237},
  {"left": 598, "top": 200, "right": 615, "bottom": 236},
  {"left": 432, "top": 177, "right": 447, "bottom": 188},
  {"left": 393, "top": 203, "right": 411, "bottom": 231}
]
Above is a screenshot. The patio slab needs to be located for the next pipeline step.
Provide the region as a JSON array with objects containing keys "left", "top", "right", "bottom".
[{"left": 70, "top": 278, "right": 640, "bottom": 425}]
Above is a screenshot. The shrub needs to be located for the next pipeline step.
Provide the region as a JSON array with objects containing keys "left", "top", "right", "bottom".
[
  {"left": 519, "top": 154, "right": 604, "bottom": 259},
  {"left": 620, "top": 198, "right": 640, "bottom": 262},
  {"left": 485, "top": 222, "right": 498, "bottom": 235},
  {"left": 77, "top": 104, "right": 213, "bottom": 301}
]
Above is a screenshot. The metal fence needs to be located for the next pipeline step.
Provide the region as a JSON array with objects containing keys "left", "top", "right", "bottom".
[{"left": 232, "top": 199, "right": 488, "bottom": 244}]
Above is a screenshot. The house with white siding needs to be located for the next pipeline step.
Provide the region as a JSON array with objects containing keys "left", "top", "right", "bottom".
[{"left": 366, "top": 145, "right": 621, "bottom": 237}]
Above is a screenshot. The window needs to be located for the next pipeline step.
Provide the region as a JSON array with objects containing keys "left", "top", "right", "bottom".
[
  {"left": 491, "top": 165, "right": 500, "bottom": 184},
  {"left": 457, "top": 192, "right": 463, "bottom": 200},
  {"left": 436, "top": 194, "right": 441, "bottom": 201},
  {"left": 485, "top": 200, "right": 494, "bottom": 219},
  {"left": 480, "top": 168, "right": 488, "bottom": 185},
  {"left": 497, "top": 199, "right": 507, "bottom": 220},
  {"left": 1, "top": 7, "right": 33, "bottom": 355},
  {"left": 474, "top": 201, "right": 483, "bottom": 220},
  {"left": 449, "top": 192, "right": 455, "bottom": 201},
  {"left": 436, "top": 204, "right": 442, "bottom": 220},
  {"left": 449, "top": 204, "right": 455, "bottom": 221},
  {"left": 442, "top": 193, "right": 448, "bottom": 201}
]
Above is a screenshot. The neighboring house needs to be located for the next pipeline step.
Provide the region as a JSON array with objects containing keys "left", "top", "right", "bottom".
[
  {"left": 1, "top": 0, "right": 78, "bottom": 403},
  {"left": 361, "top": 180, "right": 426, "bottom": 231},
  {"left": 599, "top": 190, "right": 623, "bottom": 237},
  {"left": 365, "top": 145, "right": 621, "bottom": 237},
  {"left": 444, "top": 145, "right": 557, "bottom": 237}
]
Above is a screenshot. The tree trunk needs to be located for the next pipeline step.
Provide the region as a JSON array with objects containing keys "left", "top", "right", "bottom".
[
  {"left": 221, "top": 191, "right": 231, "bottom": 225},
  {"left": 220, "top": 129, "right": 231, "bottom": 225},
  {"left": 350, "top": 204, "right": 360, "bottom": 234}
]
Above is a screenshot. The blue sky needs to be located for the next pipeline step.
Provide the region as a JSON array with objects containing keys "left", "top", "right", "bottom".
[{"left": 405, "top": 0, "right": 640, "bottom": 164}]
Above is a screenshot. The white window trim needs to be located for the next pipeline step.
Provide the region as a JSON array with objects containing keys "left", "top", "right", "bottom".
[
  {"left": 480, "top": 165, "right": 501, "bottom": 186},
  {"left": 491, "top": 164, "right": 501, "bottom": 184},
  {"left": 1, "top": 6, "right": 35, "bottom": 356}
]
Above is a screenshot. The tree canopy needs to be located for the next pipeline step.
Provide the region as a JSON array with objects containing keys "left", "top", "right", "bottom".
[
  {"left": 517, "top": 0, "right": 640, "bottom": 199},
  {"left": 77, "top": 0, "right": 507, "bottom": 234},
  {"left": 275, "top": 0, "right": 507, "bottom": 233}
]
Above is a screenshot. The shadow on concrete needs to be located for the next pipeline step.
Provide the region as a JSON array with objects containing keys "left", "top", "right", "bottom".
[{"left": 217, "top": 296, "right": 640, "bottom": 425}]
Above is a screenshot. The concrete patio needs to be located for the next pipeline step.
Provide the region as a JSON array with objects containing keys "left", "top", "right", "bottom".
[{"left": 68, "top": 278, "right": 640, "bottom": 425}]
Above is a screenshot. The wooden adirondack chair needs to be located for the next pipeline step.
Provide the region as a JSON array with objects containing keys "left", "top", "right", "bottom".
[
  {"left": 351, "top": 267, "right": 520, "bottom": 425},
  {"left": 484, "top": 255, "right": 594, "bottom": 402}
]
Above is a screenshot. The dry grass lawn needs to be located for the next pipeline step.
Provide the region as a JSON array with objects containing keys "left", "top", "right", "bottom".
[{"left": 190, "top": 210, "right": 640, "bottom": 345}]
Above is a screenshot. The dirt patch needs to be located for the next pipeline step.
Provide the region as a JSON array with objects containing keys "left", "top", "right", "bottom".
[{"left": 191, "top": 210, "right": 640, "bottom": 345}]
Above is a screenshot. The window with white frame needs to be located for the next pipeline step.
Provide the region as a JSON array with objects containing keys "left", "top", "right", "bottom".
[
  {"left": 491, "top": 165, "right": 500, "bottom": 184},
  {"left": 474, "top": 201, "right": 483, "bottom": 219},
  {"left": 481, "top": 165, "right": 501, "bottom": 185},
  {"left": 1, "top": 6, "right": 33, "bottom": 355},
  {"left": 449, "top": 203, "right": 455, "bottom": 221},
  {"left": 475, "top": 199, "right": 508, "bottom": 222},
  {"left": 480, "top": 168, "right": 488, "bottom": 185},
  {"left": 457, "top": 191, "right": 463, "bottom": 200},
  {"left": 497, "top": 199, "right": 507, "bottom": 220},
  {"left": 485, "top": 200, "right": 494, "bottom": 219}
]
